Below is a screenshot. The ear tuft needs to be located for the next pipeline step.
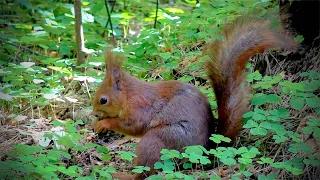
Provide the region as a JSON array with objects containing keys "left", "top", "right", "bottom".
[
  {"left": 105, "top": 49, "right": 124, "bottom": 91},
  {"left": 105, "top": 49, "right": 123, "bottom": 72}
]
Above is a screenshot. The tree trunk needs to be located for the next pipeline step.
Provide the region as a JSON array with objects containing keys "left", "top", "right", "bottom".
[{"left": 74, "top": 0, "right": 85, "bottom": 65}]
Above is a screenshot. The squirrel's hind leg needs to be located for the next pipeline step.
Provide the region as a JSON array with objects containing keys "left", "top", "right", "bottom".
[{"left": 131, "top": 129, "right": 166, "bottom": 179}]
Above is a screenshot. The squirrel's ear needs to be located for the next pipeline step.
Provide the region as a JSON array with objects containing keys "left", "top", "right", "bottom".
[
  {"left": 111, "top": 67, "right": 122, "bottom": 91},
  {"left": 105, "top": 49, "right": 123, "bottom": 91}
]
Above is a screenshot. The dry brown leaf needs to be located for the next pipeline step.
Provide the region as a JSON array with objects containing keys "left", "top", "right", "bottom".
[{"left": 107, "top": 136, "right": 140, "bottom": 149}]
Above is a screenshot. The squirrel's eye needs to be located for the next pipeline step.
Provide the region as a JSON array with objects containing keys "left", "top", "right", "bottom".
[{"left": 100, "top": 97, "right": 108, "bottom": 105}]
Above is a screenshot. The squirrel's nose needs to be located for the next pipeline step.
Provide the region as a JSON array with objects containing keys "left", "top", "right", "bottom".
[{"left": 91, "top": 111, "right": 103, "bottom": 118}]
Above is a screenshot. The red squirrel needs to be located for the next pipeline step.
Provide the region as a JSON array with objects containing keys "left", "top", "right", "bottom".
[{"left": 92, "top": 18, "right": 297, "bottom": 179}]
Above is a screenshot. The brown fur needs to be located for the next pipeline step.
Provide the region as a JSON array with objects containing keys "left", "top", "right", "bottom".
[
  {"left": 92, "top": 18, "right": 297, "bottom": 179},
  {"left": 204, "top": 19, "right": 297, "bottom": 140}
]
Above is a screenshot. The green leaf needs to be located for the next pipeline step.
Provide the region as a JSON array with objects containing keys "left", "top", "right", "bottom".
[
  {"left": 302, "top": 80, "right": 320, "bottom": 91},
  {"left": 209, "top": 134, "right": 231, "bottom": 144},
  {"left": 277, "top": 108, "right": 290, "bottom": 118},
  {"left": 260, "top": 122, "right": 272, "bottom": 129},
  {"left": 252, "top": 113, "right": 267, "bottom": 121},
  {"left": 236, "top": 147, "right": 248, "bottom": 154},
  {"left": 132, "top": 166, "right": 150, "bottom": 173},
  {"left": 301, "top": 126, "right": 313, "bottom": 134},
  {"left": 254, "top": 108, "right": 268, "bottom": 115},
  {"left": 266, "top": 94, "right": 281, "bottom": 104},
  {"left": 231, "top": 176, "right": 241, "bottom": 180},
  {"left": 257, "top": 157, "right": 274, "bottom": 164},
  {"left": 184, "top": 146, "right": 204, "bottom": 155},
  {"left": 243, "top": 120, "right": 258, "bottom": 128},
  {"left": 174, "top": 172, "right": 185, "bottom": 178},
  {"left": 183, "top": 162, "right": 192, "bottom": 169},
  {"left": 250, "top": 126, "right": 267, "bottom": 136},
  {"left": 242, "top": 171, "right": 253, "bottom": 177},
  {"left": 287, "top": 131, "right": 301, "bottom": 143},
  {"left": 160, "top": 149, "right": 182, "bottom": 160},
  {"left": 243, "top": 111, "right": 254, "bottom": 118},
  {"left": 100, "top": 154, "right": 112, "bottom": 161},
  {"left": 179, "top": 76, "right": 193, "bottom": 83},
  {"left": 116, "top": 151, "right": 137, "bottom": 162},
  {"left": 301, "top": 144, "right": 311, "bottom": 154},
  {"left": 99, "top": 171, "right": 112, "bottom": 179},
  {"left": 238, "top": 157, "right": 252, "bottom": 164},
  {"left": 306, "top": 96, "right": 320, "bottom": 108},
  {"left": 246, "top": 147, "right": 259, "bottom": 156},
  {"left": 154, "top": 162, "right": 164, "bottom": 169},
  {"left": 135, "top": 46, "right": 145, "bottom": 57},
  {"left": 267, "top": 115, "right": 280, "bottom": 121},
  {"left": 184, "top": 29, "right": 196, "bottom": 38},
  {"left": 280, "top": 81, "right": 304, "bottom": 91},
  {"left": 220, "top": 157, "right": 236, "bottom": 166},
  {"left": 59, "top": 43, "right": 72, "bottom": 56},
  {"left": 272, "top": 162, "right": 285, "bottom": 168},
  {"left": 148, "top": 175, "right": 166, "bottom": 180},
  {"left": 57, "top": 136, "right": 74, "bottom": 148},
  {"left": 288, "top": 143, "right": 311, "bottom": 154},
  {"left": 251, "top": 93, "right": 267, "bottom": 106},
  {"left": 307, "top": 119, "right": 320, "bottom": 127},
  {"left": 290, "top": 96, "right": 305, "bottom": 110},
  {"left": 247, "top": 71, "right": 262, "bottom": 82},
  {"left": 273, "top": 135, "right": 288, "bottom": 143},
  {"left": 199, "top": 156, "right": 211, "bottom": 165},
  {"left": 301, "top": 70, "right": 319, "bottom": 79},
  {"left": 300, "top": 72, "right": 309, "bottom": 77},
  {"left": 308, "top": 71, "right": 319, "bottom": 79},
  {"left": 303, "top": 155, "right": 320, "bottom": 166},
  {"left": 258, "top": 173, "right": 276, "bottom": 180},
  {"left": 159, "top": 52, "right": 171, "bottom": 60},
  {"left": 313, "top": 127, "right": 320, "bottom": 138}
]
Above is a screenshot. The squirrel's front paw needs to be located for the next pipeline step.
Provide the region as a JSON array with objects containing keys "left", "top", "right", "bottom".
[{"left": 92, "top": 119, "right": 110, "bottom": 133}]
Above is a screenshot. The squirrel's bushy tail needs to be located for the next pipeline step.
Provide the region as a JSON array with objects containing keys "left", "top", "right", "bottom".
[{"left": 204, "top": 18, "right": 298, "bottom": 140}]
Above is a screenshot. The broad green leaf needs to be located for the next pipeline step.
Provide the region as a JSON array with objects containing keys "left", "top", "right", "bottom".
[
  {"left": 238, "top": 157, "right": 252, "bottom": 164},
  {"left": 97, "top": 145, "right": 109, "bottom": 153},
  {"left": 267, "top": 115, "right": 280, "bottom": 121},
  {"left": 273, "top": 135, "right": 288, "bottom": 143},
  {"left": 267, "top": 94, "right": 281, "bottom": 104},
  {"left": 280, "top": 81, "right": 304, "bottom": 91},
  {"left": 260, "top": 122, "right": 272, "bottom": 129},
  {"left": 257, "top": 157, "right": 274, "bottom": 164},
  {"left": 159, "top": 52, "right": 171, "bottom": 60},
  {"left": 301, "top": 126, "right": 313, "bottom": 134},
  {"left": 313, "top": 127, "right": 320, "bottom": 137},
  {"left": 209, "top": 134, "right": 231, "bottom": 144},
  {"left": 306, "top": 96, "right": 320, "bottom": 108},
  {"left": 184, "top": 146, "right": 204, "bottom": 155},
  {"left": 290, "top": 96, "right": 305, "bottom": 110},
  {"left": 258, "top": 173, "right": 276, "bottom": 180},
  {"left": 307, "top": 119, "right": 320, "bottom": 127},
  {"left": 243, "top": 120, "right": 258, "bottom": 128},
  {"left": 252, "top": 113, "right": 267, "bottom": 121},
  {"left": 153, "top": 162, "right": 164, "bottom": 169},
  {"left": 243, "top": 111, "right": 254, "bottom": 118},
  {"left": 250, "top": 126, "right": 267, "bottom": 136},
  {"left": 220, "top": 157, "right": 236, "bottom": 166}
]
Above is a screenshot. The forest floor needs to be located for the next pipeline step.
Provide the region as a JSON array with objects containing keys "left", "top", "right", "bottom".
[{"left": 1, "top": 44, "right": 320, "bottom": 179}]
